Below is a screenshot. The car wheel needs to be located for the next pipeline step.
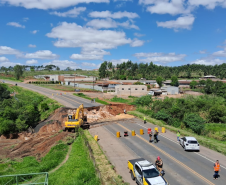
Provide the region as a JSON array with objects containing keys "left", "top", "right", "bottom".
[{"left": 131, "top": 171, "right": 135, "bottom": 180}]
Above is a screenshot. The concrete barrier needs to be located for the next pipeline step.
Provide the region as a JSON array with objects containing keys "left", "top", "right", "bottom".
[
  {"left": 116, "top": 131, "right": 120, "bottom": 138},
  {"left": 140, "top": 129, "right": 144, "bottom": 135},
  {"left": 132, "top": 130, "right": 136, "bottom": 136},
  {"left": 94, "top": 135, "right": 98, "bottom": 141},
  {"left": 162, "top": 127, "right": 165, "bottom": 133}
]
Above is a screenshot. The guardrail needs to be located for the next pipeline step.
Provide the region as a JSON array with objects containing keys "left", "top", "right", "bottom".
[{"left": 0, "top": 172, "right": 48, "bottom": 185}]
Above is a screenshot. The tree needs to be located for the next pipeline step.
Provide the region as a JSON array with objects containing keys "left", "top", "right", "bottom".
[
  {"left": 198, "top": 80, "right": 206, "bottom": 87},
  {"left": 0, "top": 84, "right": 11, "bottom": 101},
  {"left": 183, "top": 113, "right": 205, "bottom": 134},
  {"left": 14, "top": 65, "right": 23, "bottom": 80},
  {"left": 56, "top": 66, "right": 60, "bottom": 71},
  {"left": 171, "top": 76, "right": 179, "bottom": 87},
  {"left": 187, "top": 69, "right": 191, "bottom": 79},
  {"left": 99, "top": 61, "right": 107, "bottom": 78},
  {"left": 190, "top": 80, "right": 197, "bottom": 89},
  {"left": 156, "top": 76, "right": 163, "bottom": 87}
]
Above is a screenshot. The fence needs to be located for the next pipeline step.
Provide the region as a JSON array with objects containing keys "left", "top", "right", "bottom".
[
  {"left": 0, "top": 172, "right": 48, "bottom": 185},
  {"left": 69, "top": 83, "right": 103, "bottom": 91}
]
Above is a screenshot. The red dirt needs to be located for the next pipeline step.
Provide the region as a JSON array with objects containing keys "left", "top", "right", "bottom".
[{"left": 0, "top": 105, "right": 134, "bottom": 160}]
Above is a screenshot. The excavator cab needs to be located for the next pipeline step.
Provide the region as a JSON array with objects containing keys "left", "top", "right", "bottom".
[{"left": 63, "top": 104, "right": 88, "bottom": 132}]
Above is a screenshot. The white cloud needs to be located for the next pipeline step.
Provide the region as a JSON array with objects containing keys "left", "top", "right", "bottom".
[
  {"left": 81, "top": 62, "right": 98, "bottom": 67},
  {"left": 70, "top": 49, "right": 110, "bottom": 60},
  {"left": 146, "top": 0, "right": 191, "bottom": 15},
  {"left": 212, "top": 47, "right": 226, "bottom": 57},
  {"left": 134, "top": 33, "right": 145, "bottom": 37},
  {"left": 130, "top": 38, "right": 145, "bottom": 47},
  {"left": 191, "top": 58, "right": 226, "bottom": 65},
  {"left": 89, "top": 10, "right": 139, "bottom": 19},
  {"left": 188, "top": 0, "right": 226, "bottom": 9},
  {"left": 134, "top": 52, "right": 186, "bottom": 63},
  {"left": 50, "top": 7, "right": 86, "bottom": 17},
  {"left": 0, "top": 61, "right": 22, "bottom": 67},
  {"left": 7, "top": 22, "right": 25, "bottom": 28},
  {"left": 26, "top": 59, "right": 38, "bottom": 64},
  {"left": 31, "top": 30, "right": 39, "bottom": 34},
  {"left": 0, "top": 46, "right": 22, "bottom": 56},
  {"left": 43, "top": 60, "right": 79, "bottom": 70},
  {"left": 1, "top": 0, "right": 110, "bottom": 10},
  {"left": 24, "top": 50, "right": 59, "bottom": 59},
  {"left": 156, "top": 15, "right": 195, "bottom": 31},
  {"left": 86, "top": 18, "right": 139, "bottom": 29},
  {"left": 46, "top": 22, "right": 132, "bottom": 50},
  {"left": 199, "top": 50, "right": 207, "bottom": 54},
  {"left": 28, "top": 44, "right": 36, "bottom": 48},
  {"left": 23, "top": 17, "right": 29, "bottom": 22},
  {"left": 0, "top": 56, "right": 9, "bottom": 62}
]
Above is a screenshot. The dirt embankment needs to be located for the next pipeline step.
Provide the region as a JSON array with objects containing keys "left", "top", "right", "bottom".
[{"left": 0, "top": 104, "right": 134, "bottom": 160}]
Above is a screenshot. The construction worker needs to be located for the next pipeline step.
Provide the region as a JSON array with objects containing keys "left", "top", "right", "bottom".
[
  {"left": 144, "top": 117, "right": 146, "bottom": 124},
  {"left": 149, "top": 129, "right": 153, "bottom": 142},
  {"left": 155, "top": 156, "right": 163, "bottom": 175},
  {"left": 177, "top": 130, "right": 180, "bottom": 142},
  {"left": 213, "top": 160, "right": 220, "bottom": 180},
  {"left": 154, "top": 130, "right": 159, "bottom": 143}
]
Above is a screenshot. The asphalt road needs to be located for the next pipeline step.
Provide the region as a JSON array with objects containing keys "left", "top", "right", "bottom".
[
  {"left": 103, "top": 119, "right": 226, "bottom": 185},
  {"left": 1, "top": 80, "right": 101, "bottom": 108}
]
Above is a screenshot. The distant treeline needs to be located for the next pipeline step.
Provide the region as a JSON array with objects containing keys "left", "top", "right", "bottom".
[{"left": 99, "top": 61, "right": 226, "bottom": 80}]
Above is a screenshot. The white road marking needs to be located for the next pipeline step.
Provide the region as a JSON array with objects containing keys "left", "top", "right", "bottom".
[{"left": 136, "top": 122, "right": 226, "bottom": 170}]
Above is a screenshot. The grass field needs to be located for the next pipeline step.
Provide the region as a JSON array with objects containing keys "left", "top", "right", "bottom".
[
  {"left": 0, "top": 143, "right": 69, "bottom": 184},
  {"left": 74, "top": 93, "right": 109, "bottom": 105},
  {"left": 128, "top": 111, "right": 226, "bottom": 156},
  {"left": 110, "top": 96, "right": 137, "bottom": 104},
  {"left": 48, "top": 134, "right": 100, "bottom": 185}
]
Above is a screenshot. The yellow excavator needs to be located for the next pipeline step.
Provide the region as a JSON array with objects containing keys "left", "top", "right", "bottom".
[{"left": 63, "top": 104, "right": 88, "bottom": 132}]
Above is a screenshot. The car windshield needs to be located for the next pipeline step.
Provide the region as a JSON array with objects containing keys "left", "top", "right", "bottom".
[
  {"left": 188, "top": 140, "right": 197, "bottom": 144},
  {"left": 143, "top": 168, "right": 159, "bottom": 178}
]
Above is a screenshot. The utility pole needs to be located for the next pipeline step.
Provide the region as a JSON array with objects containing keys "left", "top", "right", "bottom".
[
  {"left": 93, "top": 76, "right": 94, "bottom": 91},
  {"left": 74, "top": 74, "right": 75, "bottom": 88}
]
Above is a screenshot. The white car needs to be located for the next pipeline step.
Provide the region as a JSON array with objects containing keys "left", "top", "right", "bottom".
[{"left": 180, "top": 137, "right": 200, "bottom": 151}]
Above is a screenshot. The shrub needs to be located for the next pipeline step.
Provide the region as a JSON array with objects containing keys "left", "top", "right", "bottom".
[
  {"left": 154, "top": 110, "right": 170, "bottom": 122},
  {"left": 132, "top": 95, "right": 152, "bottom": 107},
  {"left": 183, "top": 113, "right": 205, "bottom": 134}
]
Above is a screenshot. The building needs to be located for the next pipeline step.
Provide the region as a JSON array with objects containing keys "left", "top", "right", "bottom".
[
  {"left": 202, "top": 75, "right": 216, "bottom": 79},
  {"left": 161, "top": 86, "right": 179, "bottom": 95},
  {"left": 139, "top": 79, "right": 159, "bottom": 87},
  {"left": 115, "top": 85, "right": 147, "bottom": 96}
]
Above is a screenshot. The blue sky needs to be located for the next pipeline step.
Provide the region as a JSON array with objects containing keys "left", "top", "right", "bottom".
[{"left": 0, "top": 0, "right": 226, "bottom": 70}]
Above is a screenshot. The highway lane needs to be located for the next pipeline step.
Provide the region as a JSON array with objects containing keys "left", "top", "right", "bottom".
[
  {"left": 104, "top": 119, "right": 226, "bottom": 185},
  {"left": 2, "top": 80, "right": 101, "bottom": 108}
]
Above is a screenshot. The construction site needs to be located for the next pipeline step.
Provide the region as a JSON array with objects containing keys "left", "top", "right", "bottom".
[{"left": 0, "top": 104, "right": 134, "bottom": 160}]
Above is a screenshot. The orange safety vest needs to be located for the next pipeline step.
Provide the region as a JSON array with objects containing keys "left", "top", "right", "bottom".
[{"left": 214, "top": 163, "right": 220, "bottom": 171}]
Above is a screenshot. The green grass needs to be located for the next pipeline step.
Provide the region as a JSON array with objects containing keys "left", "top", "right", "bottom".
[
  {"left": 128, "top": 110, "right": 226, "bottom": 156},
  {"left": 73, "top": 93, "right": 109, "bottom": 105},
  {"left": 38, "top": 84, "right": 100, "bottom": 92},
  {"left": 204, "top": 123, "right": 226, "bottom": 141},
  {"left": 109, "top": 96, "right": 138, "bottom": 104},
  {"left": 0, "top": 75, "right": 23, "bottom": 82},
  {"left": 48, "top": 135, "right": 100, "bottom": 185},
  {"left": 0, "top": 143, "right": 69, "bottom": 184}
]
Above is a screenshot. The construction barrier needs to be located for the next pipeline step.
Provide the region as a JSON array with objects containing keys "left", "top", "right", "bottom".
[
  {"left": 148, "top": 128, "right": 152, "bottom": 134},
  {"left": 116, "top": 131, "right": 120, "bottom": 138},
  {"left": 94, "top": 135, "right": 98, "bottom": 141},
  {"left": 132, "top": 130, "right": 136, "bottom": 136},
  {"left": 140, "top": 129, "right": 144, "bottom": 135},
  {"left": 155, "top": 127, "right": 158, "bottom": 132},
  {"left": 162, "top": 127, "right": 165, "bottom": 133}
]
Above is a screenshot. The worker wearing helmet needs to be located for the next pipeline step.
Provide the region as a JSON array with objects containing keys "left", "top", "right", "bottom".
[{"left": 155, "top": 156, "right": 163, "bottom": 175}]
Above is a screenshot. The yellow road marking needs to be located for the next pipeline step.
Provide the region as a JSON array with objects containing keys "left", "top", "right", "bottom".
[{"left": 117, "top": 123, "right": 215, "bottom": 185}]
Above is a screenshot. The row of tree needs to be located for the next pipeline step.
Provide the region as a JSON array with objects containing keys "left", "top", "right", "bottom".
[{"left": 99, "top": 61, "right": 226, "bottom": 80}]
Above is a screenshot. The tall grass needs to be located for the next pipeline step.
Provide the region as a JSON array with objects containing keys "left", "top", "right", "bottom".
[
  {"left": 0, "top": 143, "right": 69, "bottom": 184},
  {"left": 73, "top": 93, "right": 109, "bottom": 105},
  {"left": 48, "top": 135, "right": 100, "bottom": 185}
]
